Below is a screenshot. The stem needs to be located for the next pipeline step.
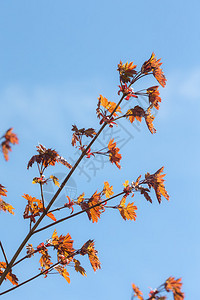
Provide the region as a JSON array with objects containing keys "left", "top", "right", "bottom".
[
  {"left": 48, "top": 205, "right": 67, "bottom": 214},
  {"left": 0, "top": 242, "right": 8, "bottom": 266},
  {"left": 113, "top": 115, "right": 126, "bottom": 121},
  {"left": 33, "top": 191, "right": 125, "bottom": 234},
  {"left": 40, "top": 183, "right": 45, "bottom": 208},
  {"left": 0, "top": 93, "right": 125, "bottom": 286}
]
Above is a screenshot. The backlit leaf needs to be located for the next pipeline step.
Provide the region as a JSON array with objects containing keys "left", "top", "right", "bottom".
[
  {"left": 103, "top": 181, "right": 114, "bottom": 198},
  {"left": 118, "top": 198, "right": 137, "bottom": 221},
  {"left": 50, "top": 175, "right": 60, "bottom": 187},
  {"left": 73, "top": 259, "right": 86, "bottom": 276}
]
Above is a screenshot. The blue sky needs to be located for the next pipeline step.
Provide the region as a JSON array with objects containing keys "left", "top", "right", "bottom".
[{"left": 0, "top": 0, "right": 199, "bottom": 299}]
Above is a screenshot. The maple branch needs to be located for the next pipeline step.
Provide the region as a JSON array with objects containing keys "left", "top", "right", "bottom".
[
  {"left": 33, "top": 191, "right": 125, "bottom": 234},
  {"left": 0, "top": 241, "right": 8, "bottom": 266},
  {"left": 0, "top": 93, "right": 126, "bottom": 286},
  {"left": 0, "top": 261, "right": 61, "bottom": 296}
]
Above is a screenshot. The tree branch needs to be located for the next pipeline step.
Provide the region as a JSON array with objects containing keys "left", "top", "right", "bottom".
[{"left": 33, "top": 191, "right": 125, "bottom": 234}]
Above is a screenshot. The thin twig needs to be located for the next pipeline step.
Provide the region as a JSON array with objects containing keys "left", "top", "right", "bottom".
[
  {"left": 40, "top": 183, "right": 45, "bottom": 209},
  {"left": 13, "top": 249, "right": 41, "bottom": 267},
  {"left": 48, "top": 205, "right": 67, "bottom": 214},
  {"left": 0, "top": 241, "right": 8, "bottom": 266}
]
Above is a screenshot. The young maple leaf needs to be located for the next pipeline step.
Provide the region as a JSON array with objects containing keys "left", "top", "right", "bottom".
[
  {"left": 1, "top": 128, "right": 19, "bottom": 161},
  {"left": 102, "top": 181, "right": 114, "bottom": 198},
  {"left": 117, "top": 61, "right": 137, "bottom": 83},
  {"left": 0, "top": 184, "right": 7, "bottom": 197},
  {"left": 77, "top": 192, "right": 85, "bottom": 204},
  {"left": 54, "top": 265, "right": 70, "bottom": 283},
  {"left": 0, "top": 184, "right": 14, "bottom": 215},
  {"left": 118, "top": 83, "right": 138, "bottom": 100},
  {"left": 147, "top": 86, "right": 162, "bottom": 110},
  {"left": 118, "top": 197, "right": 137, "bottom": 221},
  {"left": 73, "top": 259, "right": 86, "bottom": 276},
  {"left": 71, "top": 125, "right": 96, "bottom": 147},
  {"left": 0, "top": 200, "right": 15, "bottom": 215},
  {"left": 0, "top": 262, "right": 18, "bottom": 286},
  {"left": 80, "top": 240, "right": 101, "bottom": 272},
  {"left": 144, "top": 167, "right": 169, "bottom": 204},
  {"left": 22, "top": 194, "right": 56, "bottom": 222},
  {"left": 145, "top": 108, "right": 156, "bottom": 134},
  {"left": 141, "top": 53, "right": 166, "bottom": 87},
  {"left": 27, "top": 144, "right": 72, "bottom": 169},
  {"left": 50, "top": 175, "right": 60, "bottom": 187},
  {"left": 126, "top": 106, "right": 145, "bottom": 123},
  {"left": 80, "top": 191, "right": 104, "bottom": 223},
  {"left": 107, "top": 138, "right": 122, "bottom": 169},
  {"left": 38, "top": 248, "right": 53, "bottom": 270},
  {"left": 132, "top": 283, "right": 144, "bottom": 300},
  {"left": 51, "top": 230, "right": 75, "bottom": 264},
  {"left": 140, "top": 188, "right": 152, "bottom": 203},
  {"left": 26, "top": 244, "right": 35, "bottom": 258},
  {"left": 97, "top": 95, "right": 121, "bottom": 118},
  {"left": 165, "top": 277, "right": 184, "bottom": 300}
]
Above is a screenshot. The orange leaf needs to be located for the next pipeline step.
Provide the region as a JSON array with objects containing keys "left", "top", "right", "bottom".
[
  {"left": 117, "top": 61, "right": 137, "bottom": 83},
  {"left": 22, "top": 194, "right": 56, "bottom": 222},
  {"left": 165, "top": 277, "right": 184, "bottom": 299},
  {"left": 97, "top": 95, "right": 121, "bottom": 117},
  {"left": 0, "top": 184, "right": 7, "bottom": 197},
  {"left": 47, "top": 212, "right": 57, "bottom": 221},
  {"left": 0, "top": 185, "right": 14, "bottom": 214},
  {"left": 50, "top": 175, "right": 60, "bottom": 187},
  {"left": 145, "top": 167, "right": 169, "bottom": 203},
  {"left": 77, "top": 192, "right": 85, "bottom": 204},
  {"left": 132, "top": 283, "right": 143, "bottom": 300},
  {"left": 147, "top": 86, "right": 162, "bottom": 110},
  {"left": 1, "top": 128, "right": 19, "bottom": 161},
  {"left": 0, "top": 262, "right": 18, "bottom": 286},
  {"left": 73, "top": 259, "right": 86, "bottom": 276},
  {"left": 0, "top": 200, "right": 14, "bottom": 215},
  {"left": 141, "top": 53, "right": 166, "bottom": 87},
  {"left": 145, "top": 108, "right": 156, "bottom": 134},
  {"left": 27, "top": 144, "right": 72, "bottom": 169},
  {"left": 54, "top": 265, "right": 70, "bottom": 283},
  {"left": 52, "top": 230, "right": 74, "bottom": 264},
  {"left": 103, "top": 181, "right": 114, "bottom": 198},
  {"left": 118, "top": 197, "right": 137, "bottom": 221},
  {"left": 81, "top": 191, "right": 103, "bottom": 223},
  {"left": 126, "top": 106, "right": 145, "bottom": 123},
  {"left": 39, "top": 249, "right": 53, "bottom": 270},
  {"left": 80, "top": 240, "right": 101, "bottom": 272},
  {"left": 108, "top": 138, "right": 122, "bottom": 169}
]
